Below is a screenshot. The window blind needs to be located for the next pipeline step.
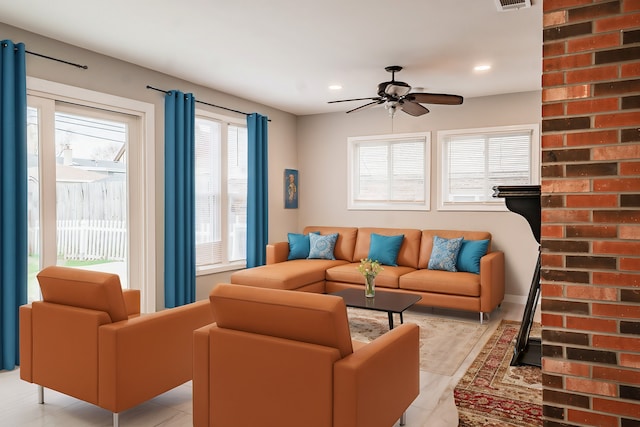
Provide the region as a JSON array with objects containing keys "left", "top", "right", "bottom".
[{"left": 444, "top": 130, "right": 532, "bottom": 203}]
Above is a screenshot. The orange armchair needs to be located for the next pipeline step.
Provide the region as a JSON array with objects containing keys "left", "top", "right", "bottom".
[
  {"left": 193, "top": 283, "right": 420, "bottom": 427},
  {"left": 19, "top": 266, "right": 214, "bottom": 427}
]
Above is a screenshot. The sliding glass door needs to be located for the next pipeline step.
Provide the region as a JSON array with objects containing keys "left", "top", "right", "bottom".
[{"left": 27, "top": 96, "right": 136, "bottom": 302}]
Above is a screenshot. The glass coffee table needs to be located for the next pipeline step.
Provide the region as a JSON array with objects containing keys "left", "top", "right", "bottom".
[{"left": 330, "top": 288, "right": 422, "bottom": 329}]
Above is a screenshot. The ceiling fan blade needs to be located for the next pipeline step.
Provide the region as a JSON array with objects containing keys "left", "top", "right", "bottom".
[
  {"left": 400, "top": 101, "right": 429, "bottom": 116},
  {"left": 328, "top": 97, "right": 381, "bottom": 104},
  {"left": 408, "top": 93, "right": 464, "bottom": 105},
  {"left": 346, "top": 100, "right": 384, "bottom": 114}
]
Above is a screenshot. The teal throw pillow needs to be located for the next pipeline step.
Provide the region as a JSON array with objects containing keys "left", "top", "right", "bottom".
[
  {"left": 428, "top": 236, "right": 463, "bottom": 272},
  {"left": 308, "top": 233, "right": 338, "bottom": 260},
  {"left": 456, "top": 239, "right": 490, "bottom": 274},
  {"left": 368, "top": 233, "right": 404, "bottom": 266},
  {"left": 287, "top": 232, "right": 320, "bottom": 260}
]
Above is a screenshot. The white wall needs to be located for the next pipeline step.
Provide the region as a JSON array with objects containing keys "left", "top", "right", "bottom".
[{"left": 297, "top": 91, "right": 542, "bottom": 300}]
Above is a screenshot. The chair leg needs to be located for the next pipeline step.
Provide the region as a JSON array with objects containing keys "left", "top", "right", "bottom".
[
  {"left": 113, "top": 412, "right": 119, "bottom": 427},
  {"left": 38, "top": 385, "right": 44, "bottom": 404},
  {"left": 400, "top": 411, "right": 406, "bottom": 426},
  {"left": 480, "top": 312, "right": 484, "bottom": 324}
]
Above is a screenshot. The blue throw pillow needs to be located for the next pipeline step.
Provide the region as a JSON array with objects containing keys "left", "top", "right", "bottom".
[
  {"left": 428, "top": 236, "right": 463, "bottom": 272},
  {"left": 457, "top": 239, "right": 490, "bottom": 274},
  {"left": 287, "top": 232, "right": 320, "bottom": 260},
  {"left": 368, "top": 233, "right": 404, "bottom": 266},
  {"left": 308, "top": 233, "right": 338, "bottom": 260}
]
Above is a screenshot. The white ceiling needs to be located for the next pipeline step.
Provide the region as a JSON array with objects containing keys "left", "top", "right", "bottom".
[{"left": 0, "top": 0, "right": 542, "bottom": 116}]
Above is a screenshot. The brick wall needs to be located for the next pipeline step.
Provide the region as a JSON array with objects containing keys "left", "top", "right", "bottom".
[{"left": 541, "top": 0, "right": 640, "bottom": 425}]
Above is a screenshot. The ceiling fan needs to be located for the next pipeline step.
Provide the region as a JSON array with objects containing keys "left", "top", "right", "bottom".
[{"left": 328, "top": 65, "right": 463, "bottom": 117}]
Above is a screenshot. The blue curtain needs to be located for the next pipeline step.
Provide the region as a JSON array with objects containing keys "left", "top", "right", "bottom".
[
  {"left": 246, "top": 113, "right": 269, "bottom": 268},
  {"left": 0, "top": 40, "right": 27, "bottom": 370},
  {"left": 164, "top": 91, "right": 195, "bottom": 307}
]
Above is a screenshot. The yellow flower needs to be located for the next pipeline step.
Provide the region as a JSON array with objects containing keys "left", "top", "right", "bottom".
[{"left": 357, "top": 258, "right": 383, "bottom": 277}]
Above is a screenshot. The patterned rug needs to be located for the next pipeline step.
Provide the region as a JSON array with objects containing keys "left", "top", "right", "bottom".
[
  {"left": 454, "top": 320, "right": 542, "bottom": 426},
  {"left": 347, "top": 307, "right": 488, "bottom": 376}
]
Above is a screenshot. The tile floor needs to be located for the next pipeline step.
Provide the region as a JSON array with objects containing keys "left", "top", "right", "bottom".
[{"left": 0, "top": 302, "right": 537, "bottom": 427}]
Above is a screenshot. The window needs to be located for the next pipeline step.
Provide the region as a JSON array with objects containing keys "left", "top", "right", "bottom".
[
  {"left": 194, "top": 111, "right": 247, "bottom": 272},
  {"left": 437, "top": 124, "right": 539, "bottom": 211},
  {"left": 348, "top": 132, "right": 430, "bottom": 211}
]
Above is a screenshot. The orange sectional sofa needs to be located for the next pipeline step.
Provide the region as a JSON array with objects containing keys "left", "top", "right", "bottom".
[{"left": 231, "top": 226, "right": 505, "bottom": 322}]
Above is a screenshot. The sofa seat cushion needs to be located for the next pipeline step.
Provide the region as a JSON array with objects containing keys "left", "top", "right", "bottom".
[
  {"left": 326, "top": 263, "right": 416, "bottom": 289},
  {"left": 399, "top": 269, "right": 481, "bottom": 297},
  {"left": 231, "top": 259, "right": 348, "bottom": 290}
]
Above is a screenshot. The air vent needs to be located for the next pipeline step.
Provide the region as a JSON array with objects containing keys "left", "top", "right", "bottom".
[{"left": 495, "top": 0, "right": 531, "bottom": 11}]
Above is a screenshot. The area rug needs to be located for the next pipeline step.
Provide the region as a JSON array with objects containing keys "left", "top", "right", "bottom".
[
  {"left": 454, "top": 320, "right": 542, "bottom": 426},
  {"left": 347, "top": 307, "right": 488, "bottom": 376}
]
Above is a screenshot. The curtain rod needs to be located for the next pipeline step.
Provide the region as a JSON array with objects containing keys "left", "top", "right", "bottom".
[
  {"left": 2, "top": 42, "right": 88, "bottom": 69},
  {"left": 146, "top": 85, "right": 271, "bottom": 121},
  {"left": 26, "top": 50, "right": 88, "bottom": 69}
]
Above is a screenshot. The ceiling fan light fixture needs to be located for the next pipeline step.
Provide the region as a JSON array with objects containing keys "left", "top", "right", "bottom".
[
  {"left": 385, "top": 82, "right": 411, "bottom": 97},
  {"left": 385, "top": 101, "right": 398, "bottom": 117},
  {"left": 329, "top": 65, "right": 463, "bottom": 117}
]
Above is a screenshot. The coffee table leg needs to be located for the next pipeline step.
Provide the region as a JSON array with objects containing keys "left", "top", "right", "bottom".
[
  {"left": 388, "top": 312, "right": 394, "bottom": 329},
  {"left": 400, "top": 312, "right": 404, "bottom": 324}
]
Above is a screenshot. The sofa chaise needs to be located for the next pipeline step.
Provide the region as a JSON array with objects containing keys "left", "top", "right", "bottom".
[{"left": 231, "top": 226, "right": 505, "bottom": 322}]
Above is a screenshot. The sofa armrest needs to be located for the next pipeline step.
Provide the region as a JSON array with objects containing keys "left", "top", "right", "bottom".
[
  {"left": 479, "top": 250, "right": 505, "bottom": 312},
  {"left": 266, "top": 241, "right": 289, "bottom": 264},
  {"left": 98, "top": 299, "right": 213, "bottom": 413},
  {"left": 122, "top": 289, "right": 141, "bottom": 317},
  {"left": 19, "top": 305, "right": 33, "bottom": 382},
  {"left": 334, "top": 323, "right": 420, "bottom": 427},
  {"left": 193, "top": 324, "right": 215, "bottom": 427}
]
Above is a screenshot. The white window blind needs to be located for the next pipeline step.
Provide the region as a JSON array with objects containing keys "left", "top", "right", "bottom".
[
  {"left": 226, "top": 124, "right": 248, "bottom": 262},
  {"left": 348, "top": 132, "right": 430, "bottom": 211},
  {"left": 438, "top": 125, "right": 538, "bottom": 210},
  {"left": 194, "top": 114, "right": 248, "bottom": 270},
  {"left": 194, "top": 118, "right": 222, "bottom": 266}
]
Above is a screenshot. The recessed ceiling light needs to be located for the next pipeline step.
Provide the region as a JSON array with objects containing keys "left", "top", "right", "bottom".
[
  {"left": 328, "top": 84, "right": 342, "bottom": 90},
  {"left": 474, "top": 64, "right": 491, "bottom": 72}
]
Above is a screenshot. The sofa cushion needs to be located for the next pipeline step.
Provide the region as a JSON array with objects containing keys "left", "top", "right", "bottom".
[
  {"left": 419, "top": 230, "right": 492, "bottom": 269},
  {"left": 368, "top": 233, "right": 404, "bottom": 266},
  {"left": 457, "top": 239, "right": 490, "bottom": 274},
  {"left": 231, "top": 259, "right": 348, "bottom": 291},
  {"left": 326, "top": 263, "right": 415, "bottom": 289},
  {"left": 308, "top": 233, "right": 339, "bottom": 260},
  {"left": 399, "top": 269, "right": 481, "bottom": 297},
  {"left": 37, "top": 266, "right": 127, "bottom": 323},
  {"left": 428, "top": 236, "right": 463, "bottom": 272},
  {"left": 287, "top": 232, "right": 319, "bottom": 260},
  {"left": 210, "top": 284, "right": 353, "bottom": 358},
  {"left": 353, "top": 228, "right": 422, "bottom": 268},
  {"left": 303, "top": 226, "right": 358, "bottom": 261}
]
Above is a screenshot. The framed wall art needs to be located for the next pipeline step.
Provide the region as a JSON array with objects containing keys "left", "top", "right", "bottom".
[{"left": 284, "top": 169, "right": 298, "bottom": 209}]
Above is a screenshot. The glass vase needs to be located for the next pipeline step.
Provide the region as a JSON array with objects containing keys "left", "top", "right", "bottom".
[{"left": 365, "top": 275, "right": 376, "bottom": 298}]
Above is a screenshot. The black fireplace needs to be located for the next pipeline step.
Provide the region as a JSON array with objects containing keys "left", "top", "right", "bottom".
[{"left": 493, "top": 184, "right": 541, "bottom": 368}]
